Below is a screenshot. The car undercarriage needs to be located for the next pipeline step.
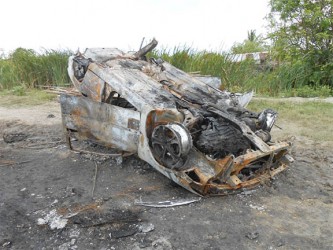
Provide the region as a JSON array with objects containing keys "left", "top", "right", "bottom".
[{"left": 60, "top": 39, "right": 293, "bottom": 196}]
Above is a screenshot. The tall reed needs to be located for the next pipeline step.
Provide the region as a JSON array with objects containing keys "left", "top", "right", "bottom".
[
  {"left": 1, "top": 46, "right": 331, "bottom": 97},
  {"left": 0, "top": 48, "right": 71, "bottom": 89}
]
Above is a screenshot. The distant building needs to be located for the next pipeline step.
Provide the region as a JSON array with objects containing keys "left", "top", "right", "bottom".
[{"left": 231, "top": 51, "right": 269, "bottom": 64}]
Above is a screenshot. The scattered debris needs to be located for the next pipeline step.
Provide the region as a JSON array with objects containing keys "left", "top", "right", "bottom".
[
  {"left": 1, "top": 240, "right": 12, "bottom": 248},
  {"left": 60, "top": 38, "right": 293, "bottom": 195},
  {"left": 115, "top": 155, "right": 123, "bottom": 166},
  {"left": 63, "top": 204, "right": 140, "bottom": 230},
  {"left": 37, "top": 209, "right": 68, "bottom": 230},
  {"left": 240, "top": 189, "right": 257, "bottom": 196},
  {"left": 68, "top": 228, "right": 81, "bottom": 238},
  {"left": 134, "top": 197, "right": 201, "bottom": 208},
  {"left": 249, "top": 204, "right": 266, "bottom": 212},
  {"left": 37, "top": 202, "right": 110, "bottom": 231},
  {"left": 3, "top": 132, "right": 28, "bottom": 143},
  {"left": 110, "top": 224, "right": 138, "bottom": 239},
  {"left": 245, "top": 231, "right": 259, "bottom": 240},
  {"left": 138, "top": 223, "right": 155, "bottom": 233},
  {"left": 51, "top": 199, "right": 59, "bottom": 206},
  {"left": 58, "top": 240, "right": 77, "bottom": 250},
  {"left": 71, "top": 148, "right": 124, "bottom": 157},
  {"left": 45, "top": 86, "right": 81, "bottom": 96}
]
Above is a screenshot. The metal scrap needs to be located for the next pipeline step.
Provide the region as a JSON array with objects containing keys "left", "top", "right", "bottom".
[
  {"left": 60, "top": 38, "right": 293, "bottom": 196},
  {"left": 134, "top": 198, "right": 202, "bottom": 208}
]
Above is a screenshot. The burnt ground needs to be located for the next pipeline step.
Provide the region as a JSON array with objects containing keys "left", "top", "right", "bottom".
[{"left": 0, "top": 101, "right": 332, "bottom": 250}]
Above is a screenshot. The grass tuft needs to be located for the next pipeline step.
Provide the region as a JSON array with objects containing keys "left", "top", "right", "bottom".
[{"left": 248, "top": 99, "right": 333, "bottom": 142}]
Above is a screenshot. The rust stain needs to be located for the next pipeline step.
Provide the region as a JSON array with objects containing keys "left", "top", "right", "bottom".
[
  {"left": 60, "top": 39, "right": 293, "bottom": 196},
  {"left": 57, "top": 201, "right": 103, "bottom": 215}
]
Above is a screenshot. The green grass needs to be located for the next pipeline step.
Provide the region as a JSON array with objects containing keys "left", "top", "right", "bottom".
[
  {"left": 150, "top": 48, "right": 258, "bottom": 92},
  {"left": 151, "top": 47, "right": 332, "bottom": 97},
  {"left": 0, "top": 89, "right": 57, "bottom": 107},
  {"left": 248, "top": 99, "right": 333, "bottom": 142}
]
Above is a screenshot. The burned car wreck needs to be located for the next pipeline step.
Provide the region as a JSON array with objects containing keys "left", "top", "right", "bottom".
[{"left": 60, "top": 39, "right": 293, "bottom": 196}]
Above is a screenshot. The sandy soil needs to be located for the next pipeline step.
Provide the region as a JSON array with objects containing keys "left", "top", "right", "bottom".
[{"left": 0, "top": 101, "right": 332, "bottom": 250}]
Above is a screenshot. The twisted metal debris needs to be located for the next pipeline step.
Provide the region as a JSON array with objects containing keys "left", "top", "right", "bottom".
[{"left": 60, "top": 39, "right": 293, "bottom": 196}]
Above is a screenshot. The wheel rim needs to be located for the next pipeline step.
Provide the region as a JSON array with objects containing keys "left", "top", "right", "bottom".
[{"left": 151, "top": 123, "right": 192, "bottom": 169}]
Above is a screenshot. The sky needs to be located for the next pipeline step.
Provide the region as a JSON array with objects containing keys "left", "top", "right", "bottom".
[{"left": 1, "top": 0, "right": 271, "bottom": 53}]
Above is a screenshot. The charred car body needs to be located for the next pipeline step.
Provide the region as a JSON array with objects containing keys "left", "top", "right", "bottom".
[{"left": 60, "top": 39, "right": 293, "bottom": 196}]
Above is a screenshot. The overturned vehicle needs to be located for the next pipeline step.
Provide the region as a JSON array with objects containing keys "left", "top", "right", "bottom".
[{"left": 60, "top": 39, "right": 293, "bottom": 196}]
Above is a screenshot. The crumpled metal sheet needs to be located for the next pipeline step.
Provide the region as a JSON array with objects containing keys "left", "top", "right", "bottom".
[{"left": 60, "top": 39, "right": 293, "bottom": 196}]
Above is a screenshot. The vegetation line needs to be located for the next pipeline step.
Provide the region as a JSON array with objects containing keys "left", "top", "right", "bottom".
[{"left": 0, "top": 46, "right": 331, "bottom": 98}]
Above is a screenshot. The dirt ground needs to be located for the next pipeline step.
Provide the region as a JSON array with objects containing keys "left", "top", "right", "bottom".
[{"left": 0, "top": 100, "right": 332, "bottom": 250}]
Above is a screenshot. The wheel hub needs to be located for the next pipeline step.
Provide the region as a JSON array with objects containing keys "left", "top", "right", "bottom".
[{"left": 151, "top": 123, "right": 192, "bottom": 170}]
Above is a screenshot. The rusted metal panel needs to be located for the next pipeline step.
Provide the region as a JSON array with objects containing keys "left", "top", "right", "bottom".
[
  {"left": 127, "top": 118, "right": 140, "bottom": 131},
  {"left": 88, "top": 64, "right": 176, "bottom": 111},
  {"left": 80, "top": 70, "right": 104, "bottom": 102},
  {"left": 60, "top": 95, "right": 140, "bottom": 153},
  {"left": 161, "top": 62, "right": 232, "bottom": 105}
]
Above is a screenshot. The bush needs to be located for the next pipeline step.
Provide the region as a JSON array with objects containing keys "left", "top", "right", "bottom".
[{"left": 11, "top": 85, "right": 26, "bottom": 96}]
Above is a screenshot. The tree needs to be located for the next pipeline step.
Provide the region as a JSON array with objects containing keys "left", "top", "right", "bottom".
[
  {"left": 247, "top": 29, "right": 259, "bottom": 42},
  {"left": 268, "top": 0, "right": 333, "bottom": 87},
  {"left": 231, "top": 30, "right": 268, "bottom": 54}
]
